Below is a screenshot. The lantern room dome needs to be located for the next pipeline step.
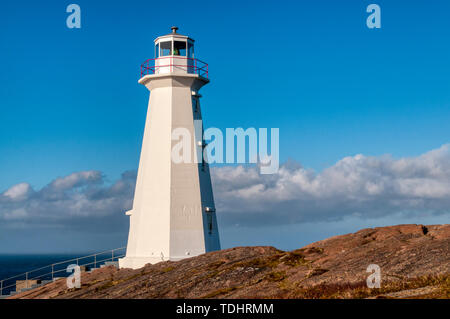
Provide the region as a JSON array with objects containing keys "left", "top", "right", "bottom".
[
  {"left": 154, "top": 26, "right": 195, "bottom": 59},
  {"left": 155, "top": 26, "right": 193, "bottom": 41}
]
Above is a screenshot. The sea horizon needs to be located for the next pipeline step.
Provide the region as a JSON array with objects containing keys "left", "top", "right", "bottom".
[{"left": 0, "top": 252, "right": 121, "bottom": 295}]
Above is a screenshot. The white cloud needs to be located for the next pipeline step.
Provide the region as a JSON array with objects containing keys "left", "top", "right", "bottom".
[
  {"left": 212, "top": 144, "right": 450, "bottom": 225},
  {"left": 0, "top": 171, "right": 136, "bottom": 231},
  {"left": 3, "top": 183, "right": 32, "bottom": 201},
  {"left": 1, "top": 145, "right": 449, "bottom": 230},
  {"left": 49, "top": 171, "right": 102, "bottom": 191}
]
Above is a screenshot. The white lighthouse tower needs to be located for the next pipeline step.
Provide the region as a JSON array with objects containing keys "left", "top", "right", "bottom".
[{"left": 119, "top": 27, "right": 221, "bottom": 269}]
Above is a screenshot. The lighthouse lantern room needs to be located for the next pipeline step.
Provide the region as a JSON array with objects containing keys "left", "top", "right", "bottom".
[{"left": 153, "top": 26, "right": 196, "bottom": 75}]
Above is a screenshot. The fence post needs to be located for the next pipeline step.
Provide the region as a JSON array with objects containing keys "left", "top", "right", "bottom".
[
  {"left": 94, "top": 255, "right": 97, "bottom": 269},
  {"left": 112, "top": 250, "right": 115, "bottom": 261},
  {"left": 1, "top": 280, "right": 3, "bottom": 296},
  {"left": 76, "top": 258, "right": 79, "bottom": 266},
  {"left": 25, "top": 272, "right": 28, "bottom": 289},
  {"left": 51, "top": 264, "right": 54, "bottom": 281}
]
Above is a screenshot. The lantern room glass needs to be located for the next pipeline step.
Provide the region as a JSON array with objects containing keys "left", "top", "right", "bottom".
[
  {"left": 160, "top": 41, "right": 172, "bottom": 56},
  {"left": 157, "top": 39, "right": 192, "bottom": 57},
  {"left": 174, "top": 41, "right": 186, "bottom": 56}
]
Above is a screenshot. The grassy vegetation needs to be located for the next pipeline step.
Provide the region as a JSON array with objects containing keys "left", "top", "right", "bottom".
[
  {"left": 206, "top": 260, "right": 227, "bottom": 270},
  {"left": 232, "top": 254, "right": 283, "bottom": 270},
  {"left": 94, "top": 281, "right": 115, "bottom": 292},
  {"left": 161, "top": 266, "right": 174, "bottom": 273},
  {"left": 92, "top": 272, "right": 145, "bottom": 293},
  {"left": 303, "top": 247, "right": 324, "bottom": 254},
  {"left": 201, "top": 286, "right": 238, "bottom": 298},
  {"left": 265, "top": 271, "right": 287, "bottom": 282},
  {"left": 291, "top": 274, "right": 450, "bottom": 299},
  {"left": 229, "top": 250, "right": 311, "bottom": 271},
  {"left": 306, "top": 268, "right": 329, "bottom": 278},
  {"left": 280, "top": 251, "right": 309, "bottom": 267}
]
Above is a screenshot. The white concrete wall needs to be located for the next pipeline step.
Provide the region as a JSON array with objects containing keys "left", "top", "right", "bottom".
[{"left": 119, "top": 74, "right": 220, "bottom": 269}]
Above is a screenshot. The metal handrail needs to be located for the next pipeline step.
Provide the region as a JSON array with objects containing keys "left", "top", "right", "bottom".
[
  {"left": 140, "top": 57, "right": 209, "bottom": 78},
  {"left": 0, "top": 254, "right": 126, "bottom": 293},
  {"left": 0, "top": 247, "right": 125, "bottom": 296}
]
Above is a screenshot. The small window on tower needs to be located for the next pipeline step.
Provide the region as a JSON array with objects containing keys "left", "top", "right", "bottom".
[
  {"left": 192, "top": 97, "right": 198, "bottom": 113},
  {"left": 160, "top": 41, "right": 172, "bottom": 56},
  {"left": 207, "top": 213, "right": 213, "bottom": 234},
  {"left": 174, "top": 41, "right": 186, "bottom": 56}
]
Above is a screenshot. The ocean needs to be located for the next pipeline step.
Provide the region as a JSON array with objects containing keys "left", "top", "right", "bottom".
[{"left": 0, "top": 253, "right": 94, "bottom": 295}]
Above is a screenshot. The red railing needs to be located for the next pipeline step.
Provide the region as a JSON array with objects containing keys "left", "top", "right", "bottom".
[{"left": 140, "top": 57, "right": 209, "bottom": 78}]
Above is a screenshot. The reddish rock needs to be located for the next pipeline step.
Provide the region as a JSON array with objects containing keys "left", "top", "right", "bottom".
[{"left": 9, "top": 224, "right": 450, "bottom": 299}]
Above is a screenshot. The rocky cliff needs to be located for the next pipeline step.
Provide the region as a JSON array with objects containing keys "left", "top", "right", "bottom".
[{"left": 10, "top": 224, "right": 450, "bottom": 299}]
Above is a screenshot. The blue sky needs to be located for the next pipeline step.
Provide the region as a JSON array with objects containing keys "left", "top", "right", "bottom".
[{"left": 1, "top": 0, "right": 450, "bottom": 253}]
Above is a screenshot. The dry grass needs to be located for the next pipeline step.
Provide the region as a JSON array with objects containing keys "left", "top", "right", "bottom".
[
  {"left": 264, "top": 271, "right": 287, "bottom": 282},
  {"left": 290, "top": 274, "right": 450, "bottom": 299},
  {"left": 201, "top": 286, "right": 238, "bottom": 298}
]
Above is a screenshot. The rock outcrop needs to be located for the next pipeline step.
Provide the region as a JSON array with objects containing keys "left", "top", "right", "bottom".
[{"left": 10, "top": 224, "right": 450, "bottom": 299}]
